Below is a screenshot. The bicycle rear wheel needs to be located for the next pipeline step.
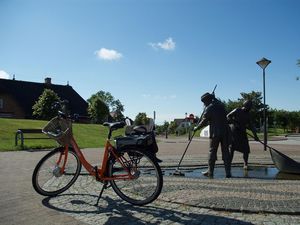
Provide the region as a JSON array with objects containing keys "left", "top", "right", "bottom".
[
  {"left": 32, "top": 147, "right": 81, "bottom": 196},
  {"left": 108, "top": 149, "right": 163, "bottom": 206}
]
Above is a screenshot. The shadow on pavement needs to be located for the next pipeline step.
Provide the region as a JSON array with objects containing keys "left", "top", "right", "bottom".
[{"left": 42, "top": 193, "right": 254, "bottom": 225}]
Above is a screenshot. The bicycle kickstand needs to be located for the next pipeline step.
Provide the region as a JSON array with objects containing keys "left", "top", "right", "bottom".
[{"left": 95, "top": 181, "right": 108, "bottom": 206}]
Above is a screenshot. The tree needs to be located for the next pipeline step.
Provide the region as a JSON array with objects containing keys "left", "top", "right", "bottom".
[
  {"left": 134, "top": 112, "right": 150, "bottom": 125},
  {"left": 288, "top": 111, "right": 300, "bottom": 132},
  {"left": 32, "top": 89, "right": 61, "bottom": 120},
  {"left": 223, "top": 99, "right": 242, "bottom": 113},
  {"left": 171, "top": 121, "right": 179, "bottom": 134},
  {"left": 239, "top": 91, "right": 266, "bottom": 128},
  {"left": 87, "top": 91, "right": 124, "bottom": 121},
  {"left": 112, "top": 99, "right": 125, "bottom": 121},
  {"left": 223, "top": 91, "right": 265, "bottom": 128},
  {"left": 162, "top": 121, "right": 169, "bottom": 131},
  {"left": 274, "top": 110, "right": 289, "bottom": 131},
  {"left": 87, "top": 97, "right": 109, "bottom": 124},
  {"left": 156, "top": 121, "right": 170, "bottom": 134}
]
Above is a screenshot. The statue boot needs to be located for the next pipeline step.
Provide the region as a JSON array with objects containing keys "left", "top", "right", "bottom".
[
  {"left": 224, "top": 161, "right": 232, "bottom": 178},
  {"left": 202, "top": 161, "right": 215, "bottom": 178}
]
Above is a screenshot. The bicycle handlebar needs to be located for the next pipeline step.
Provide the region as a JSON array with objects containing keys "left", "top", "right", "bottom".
[
  {"left": 103, "top": 121, "right": 126, "bottom": 139},
  {"left": 52, "top": 100, "right": 69, "bottom": 118}
]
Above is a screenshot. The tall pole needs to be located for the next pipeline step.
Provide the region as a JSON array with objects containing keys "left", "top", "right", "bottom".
[
  {"left": 185, "top": 112, "right": 188, "bottom": 140},
  {"left": 256, "top": 57, "right": 271, "bottom": 151},
  {"left": 263, "top": 68, "right": 267, "bottom": 151}
]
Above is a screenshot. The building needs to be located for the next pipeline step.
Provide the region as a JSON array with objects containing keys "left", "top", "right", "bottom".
[
  {"left": 0, "top": 77, "right": 88, "bottom": 119},
  {"left": 173, "top": 114, "right": 196, "bottom": 134}
]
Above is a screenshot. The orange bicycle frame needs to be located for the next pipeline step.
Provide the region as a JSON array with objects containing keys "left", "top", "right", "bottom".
[{"left": 58, "top": 136, "right": 134, "bottom": 181}]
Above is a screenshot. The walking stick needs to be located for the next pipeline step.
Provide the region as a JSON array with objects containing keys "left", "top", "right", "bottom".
[
  {"left": 173, "top": 85, "right": 217, "bottom": 176},
  {"left": 173, "top": 131, "right": 196, "bottom": 176}
]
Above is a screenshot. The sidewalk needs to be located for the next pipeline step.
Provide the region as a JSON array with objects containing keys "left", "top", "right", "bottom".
[{"left": 0, "top": 138, "right": 300, "bottom": 225}]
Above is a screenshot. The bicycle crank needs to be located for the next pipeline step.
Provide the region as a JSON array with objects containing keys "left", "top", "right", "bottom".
[{"left": 131, "top": 169, "right": 141, "bottom": 179}]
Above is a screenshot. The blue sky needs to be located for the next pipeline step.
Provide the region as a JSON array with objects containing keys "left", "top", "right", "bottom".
[{"left": 1, "top": 0, "right": 300, "bottom": 124}]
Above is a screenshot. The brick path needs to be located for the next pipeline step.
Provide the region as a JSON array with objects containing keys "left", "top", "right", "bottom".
[{"left": 0, "top": 137, "right": 300, "bottom": 225}]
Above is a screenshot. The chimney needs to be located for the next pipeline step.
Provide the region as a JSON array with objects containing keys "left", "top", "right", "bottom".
[{"left": 45, "top": 77, "right": 52, "bottom": 85}]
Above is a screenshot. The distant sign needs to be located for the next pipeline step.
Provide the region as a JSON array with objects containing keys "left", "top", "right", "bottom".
[{"left": 200, "top": 125, "right": 210, "bottom": 138}]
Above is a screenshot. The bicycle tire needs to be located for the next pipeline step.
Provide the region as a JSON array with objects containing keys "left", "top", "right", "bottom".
[
  {"left": 108, "top": 149, "right": 163, "bottom": 206},
  {"left": 32, "top": 147, "right": 81, "bottom": 196}
]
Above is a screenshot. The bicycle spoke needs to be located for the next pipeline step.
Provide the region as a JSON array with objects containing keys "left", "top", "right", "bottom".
[
  {"left": 109, "top": 149, "right": 163, "bottom": 205},
  {"left": 32, "top": 147, "right": 81, "bottom": 196}
]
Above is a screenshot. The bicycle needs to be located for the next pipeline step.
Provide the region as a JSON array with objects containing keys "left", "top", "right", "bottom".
[{"left": 32, "top": 102, "right": 163, "bottom": 206}]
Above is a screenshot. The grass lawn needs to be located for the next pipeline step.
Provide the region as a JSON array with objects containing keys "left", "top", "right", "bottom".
[
  {"left": 0, "top": 118, "right": 289, "bottom": 151},
  {"left": 162, "top": 127, "right": 287, "bottom": 140},
  {"left": 0, "top": 118, "right": 124, "bottom": 151}
]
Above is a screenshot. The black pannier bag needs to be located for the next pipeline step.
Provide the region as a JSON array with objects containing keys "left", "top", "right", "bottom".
[
  {"left": 115, "top": 132, "right": 158, "bottom": 154},
  {"left": 116, "top": 117, "right": 159, "bottom": 155}
]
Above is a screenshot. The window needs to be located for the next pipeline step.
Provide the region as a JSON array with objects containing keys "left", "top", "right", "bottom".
[{"left": 0, "top": 99, "right": 3, "bottom": 109}]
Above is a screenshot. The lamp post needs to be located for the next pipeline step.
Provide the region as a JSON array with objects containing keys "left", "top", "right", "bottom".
[
  {"left": 185, "top": 112, "right": 188, "bottom": 139},
  {"left": 256, "top": 57, "right": 271, "bottom": 151}
]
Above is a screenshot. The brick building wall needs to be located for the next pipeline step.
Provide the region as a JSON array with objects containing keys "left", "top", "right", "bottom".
[{"left": 0, "top": 94, "right": 25, "bottom": 118}]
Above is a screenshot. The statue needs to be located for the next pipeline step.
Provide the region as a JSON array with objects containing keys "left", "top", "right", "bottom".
[
  {"left": 227, "top": 100, "right": 259, "bottom": 170},
  {"left": 194, "top": 92, "right": 231, "bottom": 178}
]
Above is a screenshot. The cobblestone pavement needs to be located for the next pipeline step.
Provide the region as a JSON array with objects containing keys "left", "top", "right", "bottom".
[
  {"left": 43, "top": 175, "right": 300, "bottom": 225},
  {"left": 1, "top": 138, "right": 300, "bottom": 225}
]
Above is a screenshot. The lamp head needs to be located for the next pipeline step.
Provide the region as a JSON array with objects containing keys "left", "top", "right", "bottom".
[{"left": 256, "top": 57, "right": 271, "bottom": 69}]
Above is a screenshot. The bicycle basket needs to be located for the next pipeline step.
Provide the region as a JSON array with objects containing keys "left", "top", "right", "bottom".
[{"left": 43, "top": 116, "right": 72, "bottom": 145}]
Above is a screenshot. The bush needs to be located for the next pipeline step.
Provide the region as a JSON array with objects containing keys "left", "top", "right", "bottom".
[{"left": 32, "top": 89, "right": 61, "bottom": 120}]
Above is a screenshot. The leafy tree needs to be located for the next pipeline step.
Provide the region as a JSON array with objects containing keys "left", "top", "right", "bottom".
[
  {"left": 168, "top": 121, "right": 178, "bottom": 134},
  {"left": 156, "top": 121, "right": 170, "bottom": 134},
  {"left": 274, "top": 110, "right": 289, "bottom": 131},
  {"left": 239, "top": 91, "right": 266, "bottom": 127},
  {"left": 224, "top": 99, "right": 242, "bottom": 113},
  {"left": 87, "top": 97, "right": 109, "bottom": 124},
  {"left": 134, "top": 112, "right": 150, "bottom": 125},
  {"left": 223, "top": 91, "right": 265, "bottom": 128},
  {"left": 112, "top": 99, "right": 125, "bottom": 121},
  {"left": 87, "top": 91, "right": 124, "bottom": 121},
  {"left": 288, "top": 111, "right": 300, "bottom": 132},
  {"left": 162, "top": 121, "right": 170, "bottom": 131},
  {"left": 32, "top": 89, "right": 61, "bottom": 120}
]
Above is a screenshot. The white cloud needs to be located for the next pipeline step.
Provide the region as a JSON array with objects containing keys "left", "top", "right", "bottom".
[
  {"left": 142, "top": 94, "right": 177, "bottom": 100},
  {"left": 0, "top": 70, "right": 10, "bottom": 79},
  {"left": 95, "top": 48, "right": 123, "bottom": 61},
  {"left": 149, "top": 37, "right": 176, "bottom": 51},
  {"left": 142, "top": 94, "right": 151, "bottom": 98}
]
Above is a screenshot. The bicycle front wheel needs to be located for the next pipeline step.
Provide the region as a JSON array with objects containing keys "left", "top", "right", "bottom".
[
  {"left": 32, "top": 147, "right": 81, "bottom": 196},
  {"left": 108, "top": 149, "right": 163, "bottom": 206}
]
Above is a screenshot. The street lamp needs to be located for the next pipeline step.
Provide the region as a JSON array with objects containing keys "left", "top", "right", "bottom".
[
  {"left": 185, "top": 112, "right": 188, "bottom": 138},
  {"left": 256, "top": 57, "right": 271, "bottom": 151}
]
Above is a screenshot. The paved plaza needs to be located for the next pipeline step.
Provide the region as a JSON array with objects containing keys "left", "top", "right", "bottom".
[{"left": 0, "top": 136, "right": 300, "bottom": 225}]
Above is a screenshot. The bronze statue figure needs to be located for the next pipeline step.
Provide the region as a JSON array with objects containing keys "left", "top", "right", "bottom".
[
  {"left": 194, "top": 92, "right": 231, "bottom": 178},
  {"left": 227, "top": 100, "right": 259, "bottom": 170}
]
